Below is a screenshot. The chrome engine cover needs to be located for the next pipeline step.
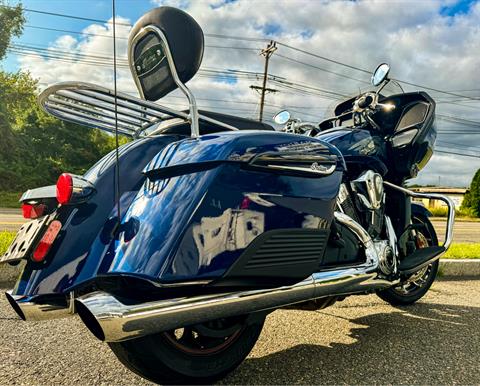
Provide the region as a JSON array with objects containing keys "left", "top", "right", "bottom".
[{"left": 374, "top": 240, "right": 396, "bottom": 276}]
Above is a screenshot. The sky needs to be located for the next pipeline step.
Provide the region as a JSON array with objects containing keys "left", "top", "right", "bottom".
[{"left": 2, "top": 0, "right": 480, "bottom": 187}]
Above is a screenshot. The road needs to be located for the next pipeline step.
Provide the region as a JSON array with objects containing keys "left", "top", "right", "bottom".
[
  {"left": 0, "top": 279, "right": 479, "bottom": 385},
  {"left": 1, "top": 209, "right": 479, "bottom": 243},
  {"left": 0, "top": 208, "right": 25, "bottom": 232},
  {"left": 431, "top": 219, "right": 479, "bottom": 243}
]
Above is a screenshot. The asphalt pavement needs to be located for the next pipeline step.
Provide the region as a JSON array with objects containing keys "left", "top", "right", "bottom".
[
  {"left": 0, "top": 279, "right": 479, "bottom": 385},
  {"left": 431, "top": 218, "right": 479, "bottom": 244}
]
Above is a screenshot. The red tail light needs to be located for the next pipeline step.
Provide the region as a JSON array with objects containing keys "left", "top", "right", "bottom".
[
  {"left": 55, "top": 173, "right": 95, "bottom": 205},
  {"left": 21, "top": 203, "right": 46, "bottom": 219},
  {"left": 32, "top": 220, "right": 62, "bottom": 262},
  {"left": 56, "top": 173, "right": 73, "bottom": 204}
]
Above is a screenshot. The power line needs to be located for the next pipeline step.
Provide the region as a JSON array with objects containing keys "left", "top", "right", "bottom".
[
  {"left": 276, "top": 41, "right": 371, "bottom": 75},
  {"left": 20, "top": 7, "right": 131, "bottom": 26},
  {"left": 9, "top": 38, "right": 480, "bottom": 126},
  {"left": 437, "top": 140, "right": 480, "bottom": 150},
  {"left": 276, "top": 45, "right": 480, "bottom": 103},
  {"left": 436, "top": 149, "right": 480, "bottom": 158},
  {"left": 13, "top": 5, "right": 480, "bottom": 102},
  {"left": 275, "top": 53, "right": 370, "bottom": 85},
  {"left": 15, "top": 6, "right": 267, "bottom": 42},
  {"left": 25, "top": 24, "right": 127, "bottom": 39},
  {"left": 10, "top": 45, "right": 480, "bottom": 127},
  {"left": 23, "top": 25, "right": 263, "bottom": 53}
]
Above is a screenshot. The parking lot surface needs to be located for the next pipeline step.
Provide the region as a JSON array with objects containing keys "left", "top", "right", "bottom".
[{"left": 0, "top": 279, "right": 479, "bottom": 385}]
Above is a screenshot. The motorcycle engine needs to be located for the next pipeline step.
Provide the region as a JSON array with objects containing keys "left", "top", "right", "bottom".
[{"left": 335, "top": 171, "right": 397, "bottom": 276}]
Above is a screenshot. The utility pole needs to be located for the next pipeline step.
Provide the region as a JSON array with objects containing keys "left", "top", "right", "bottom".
[{"left": 250, "top": 40, "right": 277, "bottom": 122}]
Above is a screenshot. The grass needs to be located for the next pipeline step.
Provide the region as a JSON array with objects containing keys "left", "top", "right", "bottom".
[
  {"left": 0, "top": 192, "right": 21, "bottom": 208},
  {"left": 0, "top": 232, "right": 15, "bottom": 256},
  {"left": 443, "top": 243, "right": 480, "bottom": 259},
  {"left": 428, "top": 206, "right": 478, "bottom": 220}
]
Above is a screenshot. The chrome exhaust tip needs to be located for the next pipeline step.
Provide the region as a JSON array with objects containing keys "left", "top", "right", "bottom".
[
  {"left": 75, "top": 299, "right": 106, "bottom": 341},
  {"left": 5, "top": 292, "right": 26, "bottom": 321},
  {"left": 5, "top": 291, "right": 73, "bottom": 321}
]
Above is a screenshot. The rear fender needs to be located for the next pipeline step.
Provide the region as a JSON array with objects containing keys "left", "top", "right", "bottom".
[{"left": 11, "top": 135, "right": 183, "bottom": 298}]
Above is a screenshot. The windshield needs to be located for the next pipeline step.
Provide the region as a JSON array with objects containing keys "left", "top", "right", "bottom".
[{"left": 323, "top": 80, "right": 404, "bottom": 119}]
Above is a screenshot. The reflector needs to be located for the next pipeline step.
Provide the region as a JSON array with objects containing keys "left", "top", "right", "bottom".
[
  {"left": 32, "top": 220, "right": 62, "bottom": 262},
  {"left": 21, "top": 203, "right": 46, "bottom": 219},
  {"left": 56, "top": 173, "right": 73, "bottom": 204}
]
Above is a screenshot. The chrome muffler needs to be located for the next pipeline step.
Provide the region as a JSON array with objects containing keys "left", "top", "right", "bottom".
[{"left": 76, "top": 267, "right": 394, "bottom": 342}]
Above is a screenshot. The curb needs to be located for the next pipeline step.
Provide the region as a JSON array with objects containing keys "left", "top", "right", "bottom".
[
  {"left": 439, "top": 259, "right": 480, "bottom": 278},
  {"left": 0, "top": 259, "right": 478, "bottom": 287}
]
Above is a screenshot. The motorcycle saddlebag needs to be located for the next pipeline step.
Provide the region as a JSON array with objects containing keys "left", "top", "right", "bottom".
[{"left": 104, "top": 131, "right": 345, "bottom": 288}]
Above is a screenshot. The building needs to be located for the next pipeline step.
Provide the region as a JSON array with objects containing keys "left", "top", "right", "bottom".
[{"left": 411, "top": 187, "right": 468, "bottom": 209}]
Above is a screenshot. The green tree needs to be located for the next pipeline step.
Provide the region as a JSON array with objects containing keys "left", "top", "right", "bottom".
[
  {"left": 0, "top": 71, "right": 126, "bottom": 191},
  {"left": 0, "top": 4, "right": 126, "bottom": 194},
  {"left": 0, "top": 1, "right": 25, "bottom": 61},
  {"left": 461, "top": 169, "right": 480, "bottom": 217}
]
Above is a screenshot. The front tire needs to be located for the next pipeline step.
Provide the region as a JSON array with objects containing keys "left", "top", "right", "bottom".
[
  {"left": 108, "top": 314, "right": 265, "bottom": 385},
  {"left": 377, "top": 214, "right": 439, "bottom": 306}
]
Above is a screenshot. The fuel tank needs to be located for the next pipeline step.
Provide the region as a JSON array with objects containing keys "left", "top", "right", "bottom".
[{"left": 104, "top": 131, "right": 345, "bottom": 288}]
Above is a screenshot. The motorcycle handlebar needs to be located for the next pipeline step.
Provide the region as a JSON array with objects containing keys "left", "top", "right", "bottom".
[{"left": 357, "top": 95, "right": 374, "bottom": 109}]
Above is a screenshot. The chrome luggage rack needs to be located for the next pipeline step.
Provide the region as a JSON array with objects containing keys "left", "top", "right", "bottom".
[{"left": 38, "top": 82, "right": 237, "bottom": 139}]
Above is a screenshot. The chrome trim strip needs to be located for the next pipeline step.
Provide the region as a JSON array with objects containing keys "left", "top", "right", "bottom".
[
  {"left": 267, "top": 163, "right": 336, "bottom": 175},
  {"left": 384, "top": 181, "right": 455, "bottom": 249}
]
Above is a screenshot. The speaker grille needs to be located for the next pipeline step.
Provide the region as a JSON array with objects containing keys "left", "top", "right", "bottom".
[{"left": 244, "top": 231, "right": 328, "bottom": 270}]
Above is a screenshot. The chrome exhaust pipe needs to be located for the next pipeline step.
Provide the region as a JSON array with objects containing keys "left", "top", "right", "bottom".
[
  {"left": 5, "top": 291, "right": 73, "bottom": 321},
  {"left": 76, "top": 268, "right": 394, "bottom": 343}
]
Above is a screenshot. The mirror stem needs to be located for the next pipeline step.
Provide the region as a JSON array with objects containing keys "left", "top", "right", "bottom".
[{"left": 376, "top": 78, "right": 390, "bottom": 96}]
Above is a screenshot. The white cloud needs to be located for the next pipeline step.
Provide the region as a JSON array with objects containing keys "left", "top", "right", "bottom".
[{"left": 17, "top": 0, "right": 480, "bottom": 187}]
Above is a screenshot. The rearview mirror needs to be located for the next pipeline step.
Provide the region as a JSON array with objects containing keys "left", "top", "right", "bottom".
[
  {"left": 273, "top": 110, "right": 291, "bottom": 125},
  {"left": 371, "top": 63, "right": 390, "bottom": 87}
]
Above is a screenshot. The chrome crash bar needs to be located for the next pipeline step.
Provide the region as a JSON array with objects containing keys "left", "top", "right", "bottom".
[{"left": 384, "top": 181, "right": 455, "bottom": 249}]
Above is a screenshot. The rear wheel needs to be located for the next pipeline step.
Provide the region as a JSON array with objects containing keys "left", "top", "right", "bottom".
[
  {"left": 108, "top": 314, "right": 265, "bottom": 385},
  {"left": 377, "top": 215, "right": 439, "bottom": 306}
]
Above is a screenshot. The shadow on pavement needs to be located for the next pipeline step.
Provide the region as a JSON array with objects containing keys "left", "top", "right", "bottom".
[{"left": 222, "top": 302, "right": 480, "bottom": 385}]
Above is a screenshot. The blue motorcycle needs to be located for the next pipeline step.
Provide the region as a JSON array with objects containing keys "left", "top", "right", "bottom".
[{"left": 1, "top": 6, "right": 454, "bottom": 384}]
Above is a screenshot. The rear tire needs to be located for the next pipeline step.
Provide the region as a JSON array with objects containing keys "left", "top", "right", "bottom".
[
  {"left": 108, "top": 314, "right": 265, "bottom": 385},
  {"left": 377, "top": 215, "right": 439, "bottom": 306}
]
